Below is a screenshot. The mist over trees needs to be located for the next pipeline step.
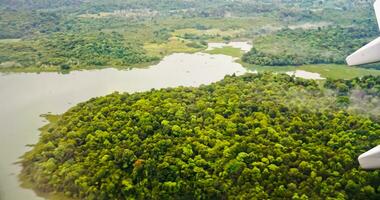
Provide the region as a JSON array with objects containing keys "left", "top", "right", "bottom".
[{"left": 325, "top": 75, "right": 380, "bottom": 120}]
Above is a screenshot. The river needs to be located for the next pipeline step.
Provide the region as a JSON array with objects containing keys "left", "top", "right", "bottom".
[{"left": 0, "top": 52, "right": 246, "bottom": 200}]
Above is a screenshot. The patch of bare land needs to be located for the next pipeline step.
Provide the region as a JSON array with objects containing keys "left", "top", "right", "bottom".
[
  {"left": 79, "top": 9, "right": 158, "bottom": 19},
  {"left": 288, "top": 22, "right": 332, "bottom": 29},
  {"left": 0, "top": 61, "right": 22, "bottom": 68}
]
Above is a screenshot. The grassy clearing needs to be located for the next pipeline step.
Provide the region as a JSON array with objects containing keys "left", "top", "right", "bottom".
[
  {"left": 159, "top": 17, "right": 277, "bottom": 31},
  {"left": 0, "top": 66, "right": 60, "bottom": 73},
  {"left": 155, "top": 16, "right": 280, "bottom": 42},
  {"left": 0, "top": 39, "right": 22, "bottom": 43},
  {"left": 173, "top": 28, "right": 244, "bottom": 38},
  {"left": 252, "top": 34, "right": 310, "bottom": 55},
  {"left": 243, "top": 62, "right": 380, "bottom": 79},
  {"left": 205, "top": 46, "right": 244, "bottom": 58},
  {"left": 144, "top": 37, "right": 203, "bottom": 57},
  {"left": 298, "top": 64, "right": 380, "bottom": 79}
]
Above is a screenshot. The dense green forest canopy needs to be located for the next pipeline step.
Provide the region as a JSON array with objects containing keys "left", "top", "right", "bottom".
[{"left": 22, "top": 73, "right": 380, "bottom": 199}]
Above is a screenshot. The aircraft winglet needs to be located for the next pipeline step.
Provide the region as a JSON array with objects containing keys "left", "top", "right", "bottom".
[
  {"left": 358, "top": 145, "right": 380, "bottom": 169},
  {"left": 346, "top": 37, "right": 380, "bottom": 66},
  {"left": 346, "top": 0, "right": 380, "bottom": 66}
]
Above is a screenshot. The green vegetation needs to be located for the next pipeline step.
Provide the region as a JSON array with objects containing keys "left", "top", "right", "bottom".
[
  {"left": 298, "top": 65, "right": 380, "bottom": 80},
  {"left": 1, "top": 1, "right": 380, "bottom": 199},
  {"left": 326, "top": 76, "right": 380, "bottom": 97},
  {"left": 0, "top": 15, "right": 277, "bottom": 72},
  {"left": 205, "top": 46, "right": 244, "bottom": 58},
  {"left": 21, "top": 73, "right": 380, "bottom": 199},
  {"left": 0, "top": 32, "right": 158, "bottom": 71},
  {"left": 243, "top": 64, "right": 380, "bottom": 80},
  {"left": 242, "top": 24, "right": 378, "bottom": 66},
  {"left": 144, "top": 38, "right": 203, "bottom": 57},
  {"left": 325, "top": 75, "right": 380, "bottom": 120},
  {"left": 1, "top": 0, "right": 378, "bottom": 72},
  {"left": 0, "top": 0, "right": 280, "bottom": 72},
  {"left": 173, "top": 28, "right": 244, "bottom": 42}
]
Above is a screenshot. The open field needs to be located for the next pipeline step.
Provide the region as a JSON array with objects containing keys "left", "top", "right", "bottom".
[
  {"left": 0, "top": 39, "right": 22, "bottom": 43},
  {"left": 143, "top": 37, "right": 204, "bottom": 57},
  {"left": 205, "top": 46, "right": 244, "bottom": 58},
  {"left": 173, "top": 28, "right": 245, "bottom": 42},
  {"left": 243, "top": 63, "right": 380, "bottom": 79}
]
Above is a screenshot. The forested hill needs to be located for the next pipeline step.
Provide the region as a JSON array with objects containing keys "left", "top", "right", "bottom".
[{"left": 21, "top": 73, "right": 380, "bottom": 199}]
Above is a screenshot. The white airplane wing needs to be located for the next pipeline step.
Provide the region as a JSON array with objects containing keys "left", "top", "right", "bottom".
[
  {"left": 346, "top": 0, "right": 380, "bottom": 66},
  {"left": 346, "top": 37, "right": 380, "bottom": 66},
  {"left": 359, "top": 145, "right": 380, "bottom": 169}
]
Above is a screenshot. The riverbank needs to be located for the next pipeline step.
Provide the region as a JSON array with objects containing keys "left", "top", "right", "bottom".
[
  {"left": 242, "top": 63, "right": 380, "bottom": 80},
  {"left": 2, "top": 40, "right": 379, "bottom": 80},
  {"left": 0, "top": 40, "right": 248, "bottom": 74},
  {"left": 0, "top": 52, "right": 246, "bottom": 200},
  {"left": 19, "top": 115, "right": 76, "bottom": 200}
]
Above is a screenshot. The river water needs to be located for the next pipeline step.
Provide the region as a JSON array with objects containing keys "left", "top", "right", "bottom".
[
  {"left": 207, "top": 41, "right": 253, "bottom": 52},
  {"left": 0, "top": 52, "right": 246, "bottom": 200},
  {"left": 286, "top": 70, "right": 325, "bottom": 80}
]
